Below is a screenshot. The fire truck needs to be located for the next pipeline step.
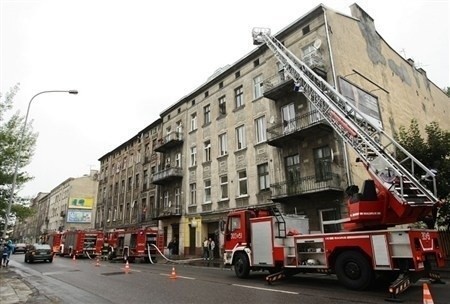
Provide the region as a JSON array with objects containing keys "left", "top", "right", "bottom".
[
  {"left": 47, "top": 232, "right": 64, "bottom": 255},
  {"left": 61, "top": 230, "right": 104, "bottom": 258},
  {"left": 106, "top": 227, "right": 164, "bottom": 263},
  {"left": 223, "top": 28, "right": 446, "bottom": 295}
]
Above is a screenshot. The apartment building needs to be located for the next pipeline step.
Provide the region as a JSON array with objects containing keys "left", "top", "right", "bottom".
[{"left": 95, "top": 3, "right": 449, "bottom": 257}]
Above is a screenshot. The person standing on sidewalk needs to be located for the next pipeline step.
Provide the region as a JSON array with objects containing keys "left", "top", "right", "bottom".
[
  {"left": 208, "top": 238, "right": 215, "bottom": 260},
  {"left": 1, "top": 241, "right": 13, "bottom": 267},
  {"left": 203, "top": 237, "right": 209, "bottom": 260}
]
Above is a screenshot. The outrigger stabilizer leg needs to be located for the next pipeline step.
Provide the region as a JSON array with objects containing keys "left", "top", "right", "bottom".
[
  {"left": 385, "top": 274, "right": 411, "bottom": 302},
  {"left": 266, "top": 270, "right": 286, "bottom": 285}
]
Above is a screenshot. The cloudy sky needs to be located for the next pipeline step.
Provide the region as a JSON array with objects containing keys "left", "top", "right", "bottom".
[{"left": 1, "top": 0, "right": 448, "bottom": 198}]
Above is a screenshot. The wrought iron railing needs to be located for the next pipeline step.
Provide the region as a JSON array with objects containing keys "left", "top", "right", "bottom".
[{"left": 271, "top": 173, "right": 342, "bottom": 198}]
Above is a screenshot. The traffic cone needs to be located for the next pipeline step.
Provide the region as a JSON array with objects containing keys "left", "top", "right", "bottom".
[
  {"left": 72, "top": 254, "right": 76, "bottom": 262},
  {"left": 170, "top": 266, "right": 177, "bottom": 279},
  {"left": 423, "top": 283, "right": 434, "bottom": 304},
  {"left": 95, "top": 257, "right": 100, "bottom": 267},
  {"left": 124, "top": 260, "right": 130, "bottom": 273}
]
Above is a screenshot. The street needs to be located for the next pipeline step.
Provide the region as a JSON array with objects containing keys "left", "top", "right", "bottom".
[{"left": 4, "top": 253, "right": 449, "bottom": 304}]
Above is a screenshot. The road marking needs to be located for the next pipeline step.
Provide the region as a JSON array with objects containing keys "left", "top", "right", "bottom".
[
  {"left": 159, "top": 273, "right": 196, "bottom": 280},
  {"left": 232, "top": 284, "right": 299, "bottom": 295}
]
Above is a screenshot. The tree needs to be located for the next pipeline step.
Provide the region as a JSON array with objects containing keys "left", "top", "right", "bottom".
[
  {"left": 0, "top": 84, "right": 37, "bottom": 233},
  {"left": 396, "top": 119, "right": 450, "bottom": 230}
]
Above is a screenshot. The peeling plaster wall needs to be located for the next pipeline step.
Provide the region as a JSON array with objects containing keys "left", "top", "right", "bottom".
[{"left": 324, "top": 4, "right": 449, "bottom": 188}]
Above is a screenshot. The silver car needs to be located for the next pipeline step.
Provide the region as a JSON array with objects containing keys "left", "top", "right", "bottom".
[{"left": 24, "top": 244, "right": 54, "bottom": 263}]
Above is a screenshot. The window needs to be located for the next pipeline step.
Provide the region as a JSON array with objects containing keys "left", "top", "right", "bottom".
[
  {"left": 175, "top": 188, "right": 181, "bottom": 214},
  {"left": 219, "top": 133, "right": 227, "bottom": 156},
  {"left": 235, "top": 71, "right": 240, "bottom": 78},
  {"left": 302, "top": 25, "right": 310, "bottom": 35},
  {"left": 176, "top": 121, "right": 183, "bottom": 134},
  {"left": 127, "top": 177, "right": 132, "bottom": 191},
  {"left": 220, "top": 175, "right": 228, "bottom": 200},
  {"left": 257, "top": 163, "right": 270, "bottom": 191},
  {"left": 190, "top": 146, "right": 197, "bottom": 166},
  {"left": 228, "top": 216, "right": 241, "bottom": 231},
  {"left": 238, "top": 170, "right": 248, "bottom": 196},
  {"left": 189, "top": 183, "right": 197, "bottom": 205},
  {"left": 281, "top": 103, "right": 296, "bottom": 133},
  {"left": 204, "top": 91, "right": 209, "bottom": 98},
  {"left": 235, "top": 86, "right": 244, "bottom": 108},
  {"left": 163, "top": 191, "right": 169, "bottom": 209},
  {"left": 255, "top": 116, "right": 266, "bottom": 143},
  {"left": 253, "top": 59, "right": 260, "bottom": 67},
  {"left": 175, "top": 153, "right": 181, "bottom": 167},
  {"left": 204, "top": 140, "right": 211, "bottom": 162},
  {"left": 191, "top": 99, "right": 195, "bottom": 106},
  {"left": 236, "top": 125, "right": 246, "bottom": 150},
  {"left": 203, "top": 104, "right": 211, "bottom": 125},
  {"left": 320, "top": 208, "right": 340, "bottom": 233},
  {"left": 285, "top": 154, "right": 301, "bottom": 184},
  {"left": 190, "top": 113, "right": 197, "bottom": 131},
  {"left": 219, "top": 81, "right": 224, "bottom": 89},
  {"left": 219, "top": 96, "right": 226, "bottom": 115},
  {"left": 253, "top": 74, "right": 263, "bottom": 99},
  {"left": 135, "top": 173, "right": 140, "bottom": 188},
  {"left": 204, "top": 179, "right": 211, "bottom": 203},
  {"left": 314, "top": 146, "right": 332, "bottom": 181}
]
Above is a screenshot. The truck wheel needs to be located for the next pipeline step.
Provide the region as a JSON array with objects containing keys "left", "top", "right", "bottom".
[
  {"left": 335, "top": 251, "right": 374, "bottom": 290},
  {"left": 234, "top": 253, "right": 250, "bottom": 278}
]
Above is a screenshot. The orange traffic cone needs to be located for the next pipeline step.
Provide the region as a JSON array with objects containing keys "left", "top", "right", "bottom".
[
  {"left": 423, "top": 283, "right": 434, "bottom": 304},
  {"left": 170, "top": 266, "right": 177, "bottom": 279},
  {"left": 124, "top": 260, "right": 130, "bottom": 273},
  {"left": 72, "top": 254, "right": 76, "bottom": 262},
  {"left": 95, "top": 257, "right": 100, "bottom": 267}
]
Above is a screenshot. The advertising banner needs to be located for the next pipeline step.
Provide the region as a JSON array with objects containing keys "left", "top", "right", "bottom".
[
  {"left": 67, "top": 210, "right": 92, "bottom": 223},
  {"left": 69, "top": 197, "right": 94, "bottom": 209}
]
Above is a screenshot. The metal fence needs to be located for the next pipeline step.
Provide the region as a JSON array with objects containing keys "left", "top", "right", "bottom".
[{"left": 438, "top": 230, "right": 450, "bottom": 258}]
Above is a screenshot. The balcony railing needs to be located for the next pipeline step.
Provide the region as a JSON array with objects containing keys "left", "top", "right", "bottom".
[
  {"left": 266, "top": 110, "right": 331, "bottom": 147},
  {"left": 154, "top": 205, "right": 182, "bottom": 219},
  {"left": 151, "top": 166, "right": 183, "bottom": 185},
  {"left": 154, "top": 132, "right": 183, "bottom": 153},
  {"left": 271, "top": 173, "right": 342, "bottom": 199}
]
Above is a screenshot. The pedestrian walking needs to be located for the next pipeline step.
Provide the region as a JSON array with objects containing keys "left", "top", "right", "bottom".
[
  {"left": 1, "top": 240, "right": 13, "bottom": 267},
  {"left": 203, "top": 237, "right": 209, "bottom": 260},
  {"left": 208, "top": 238, "right": 215, "bottom": 260}
]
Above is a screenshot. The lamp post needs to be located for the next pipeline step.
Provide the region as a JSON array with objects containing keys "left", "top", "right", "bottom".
[{"left": 2, "top": 90, "right": 78, "bottom": 239}]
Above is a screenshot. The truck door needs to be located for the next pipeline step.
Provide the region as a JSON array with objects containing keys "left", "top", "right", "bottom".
[{"left": 225, "top": 214, "right": 246, "bottom": 251}]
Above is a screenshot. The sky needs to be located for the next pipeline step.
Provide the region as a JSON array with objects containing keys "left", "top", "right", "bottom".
[{"left": 1, "top": 0, "right": 449, "bottom": 198}]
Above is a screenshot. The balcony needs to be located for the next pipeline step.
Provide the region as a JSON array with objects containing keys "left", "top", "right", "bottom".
[
  {"left": 271, "top": 173, "right": 343, "bottom": 200},
  {"left": 151, "top": 166, "right": 183, "bottom": 185},
  {"left": 266, "top": 110, "right": 332, "bottom": 147},
  {"left": 154, "top": 205, "right": 182, "bottom": 219},
  {"left": 154, "top": 132, "right": 183, "bottom": 153}
]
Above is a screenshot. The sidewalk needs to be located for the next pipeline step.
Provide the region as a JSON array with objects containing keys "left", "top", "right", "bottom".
[{"left": 0, "top": 266, "right": 34, "bottom": 304}]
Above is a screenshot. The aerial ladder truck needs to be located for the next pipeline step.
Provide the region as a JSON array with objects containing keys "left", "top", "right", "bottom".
[{"left": 223, "top": 28, "right": 445, "bottom": 297}]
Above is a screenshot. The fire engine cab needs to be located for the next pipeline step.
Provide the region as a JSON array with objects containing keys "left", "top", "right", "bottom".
[
  {"left": 61, "top": 230, "right": 104, "bottom": 258},
  {"left": 223, "top": 27, "right": 446, "bottom": 296}
]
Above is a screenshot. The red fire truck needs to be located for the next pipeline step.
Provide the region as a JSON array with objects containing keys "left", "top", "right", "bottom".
[
  {"left": 106, "top": 227, "right": 164, "bottom": 263},
  {"left": 47, "top": 232, "right": 64, "bottom": 255},
  {"left": 223, "top": 28, "right": 446, "bottom": 297},
  {"left": 61, "top": 230, "right": 104, "bottom": 258}
]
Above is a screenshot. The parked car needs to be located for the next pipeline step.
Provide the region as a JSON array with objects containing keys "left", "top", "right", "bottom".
[
  {"left": 13, "top": 243, "right": 27, "bottom": 254},
  {"left": 24, "top": 243, "right": 54, "bottom": 263}
]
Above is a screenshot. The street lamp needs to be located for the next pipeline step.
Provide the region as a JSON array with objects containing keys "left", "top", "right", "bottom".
[{"left": 2, "top": 90, "right": 78, "bottom": 239}]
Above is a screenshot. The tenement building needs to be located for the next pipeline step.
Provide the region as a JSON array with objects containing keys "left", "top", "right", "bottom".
[{"left": 94, "top": 3, "right": 449, "bottom": 257}]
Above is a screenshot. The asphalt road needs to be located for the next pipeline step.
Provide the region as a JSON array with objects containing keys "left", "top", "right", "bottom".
[{"left": 7, "top": 253, "right": 450, "bottom": 304}]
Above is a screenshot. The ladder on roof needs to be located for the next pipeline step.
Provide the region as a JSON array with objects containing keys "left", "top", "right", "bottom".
[
  {"left": 252, "top": 28, "right": 438, "bottom": 209},
  {"left": 271, "top": 207, "right": 286, "bottom": 238}
]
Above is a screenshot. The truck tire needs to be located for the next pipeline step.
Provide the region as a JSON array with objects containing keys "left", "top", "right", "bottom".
[
  {"left": 234, "top": 253, "right": 250, "bottom": 278},
  {"left": 335, "top": 251, "right": 374, "bottom": 290}
]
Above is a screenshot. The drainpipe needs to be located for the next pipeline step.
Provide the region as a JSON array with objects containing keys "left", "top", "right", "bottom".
[{"left": 323, "top": 6, "right": 352, "bottom": 185}]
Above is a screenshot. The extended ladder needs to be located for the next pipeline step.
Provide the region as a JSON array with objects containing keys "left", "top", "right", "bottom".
[{"left": 252, "top": 28, "right": 438, "bottom": 208}]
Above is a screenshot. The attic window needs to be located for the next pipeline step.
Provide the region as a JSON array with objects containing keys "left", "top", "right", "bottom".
[
  {"left": 192, "top": 99, "right": 196, "bottom": 106},
  {"left": 219, "top": 81, "right": 224, "bottom": 89},
  {"left": 178, "top": 108, "right": 181, "bottom": 114},
  {"left": 253, "top": 59, "right": 260, "bottom": 67},
  {"left": 235, "top": 71, "right": 240, "bottom": 78},
  {"left": 302, "top": 25, "right": 310, "bottom": 35},
  {"left": 204, "top": 91, "right": 209, "bottom": 98}
]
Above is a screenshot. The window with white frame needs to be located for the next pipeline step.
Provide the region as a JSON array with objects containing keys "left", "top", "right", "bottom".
[
  {"left": 190, "top": 146, "right": 197, "bottom": 166},
  {"left": 220, "top": 175, "right": 228, "bottom": 200},
  {"left": 235, "top": 86, "right": 244, "bottom": 108},
  {"left": 253, "top": 74, "right": 263, "bottom": 99},
  {"left": 189, "top": 183, "right": 197, "bottom": 205},
  {"left": 238, "top": 170, "right": 248, "bottom": 196},
  {"left": 190, "top": 112, "right": 197, "bottom": 131},
  {"left": 255, "top": 116, "right": 266, "bottom": 143},
  {"left": 204, "top": 140, "right": 211, "bottom": 162},
  {"left": 219, "top": 133, "right": 227, "bottom": 156},
  {"left": 175, "top": 188, "right": 181, "bottom": 213},
  {"left": 163, "top": 191, "right": 169, "bottom": 209},
  {"left": 204, "top": 179, "right": 211, "bottom": 203},
  {"left": 236, "top": 125, "right": 246, "bottom": 150},
  {"left": 257, "top": 163, "right": 270, "bottom": 191},
  {"left": 219, "top": 96, "right": 226, "bottom": 115},
  {"left": 203, "top": 104, "right": 211, "bottom": 125},
  {"left": 175, "top": 153, "right": 182, "bottom": 167}
]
